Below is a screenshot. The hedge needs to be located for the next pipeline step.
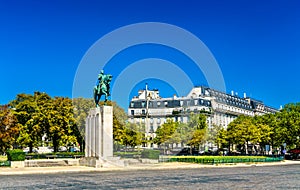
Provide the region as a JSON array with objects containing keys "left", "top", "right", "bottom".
[
  {"left": 141, "top": 149, "right": 160, "bottom": 159},
  {"left": 0, "top": 161, "right": 10, "bottom": 167},
  {"left": 7, "top": 149, "right": 26, "bottom": 161},
  {"left": 25, "top": 152, "right": 84, "bottom": 159},
  {"left": 114, "top": 151, "right": 141, "bottom": 158},
  {"left": 161, "top": 156, "right": 284, "bottom": 164}
]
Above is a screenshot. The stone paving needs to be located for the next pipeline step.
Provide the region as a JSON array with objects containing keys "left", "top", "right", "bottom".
[{"left": 1, "top": 163, "right": 300, "bottom": 189}]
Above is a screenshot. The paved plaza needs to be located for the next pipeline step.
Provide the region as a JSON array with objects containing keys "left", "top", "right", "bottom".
[{"left": 1, "top": 161, "right": 300, "bottom": 189}]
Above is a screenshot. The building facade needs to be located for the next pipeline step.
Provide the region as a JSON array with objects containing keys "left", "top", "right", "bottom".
[{"left": 128, "top": 85, "right": 278, "bottom": 148}]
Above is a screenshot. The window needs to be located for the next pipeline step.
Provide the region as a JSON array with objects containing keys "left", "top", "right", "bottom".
[
  {"left": 149, "top": 102, "right": 152, "bottom": 108},
  {"left": 157, "top": 118, "right": 161, "bottom": 124},
  {"left": 150, "top": 126, "right": 154, "bottom": 133},
  {"left": 130, "top": 102, "right": 134, "bottom": 108},
  {"left": 186, "top": 100, "right": 190, "bottom": 106},
  {"left": 131, "top": 110, "right": 134, "bottom": 115},
  {"left": 142, "top": 109, "right": 145, "bottom": 115},
  {"left": 157, "top": 101, "right": 161, "bottom": 107}
]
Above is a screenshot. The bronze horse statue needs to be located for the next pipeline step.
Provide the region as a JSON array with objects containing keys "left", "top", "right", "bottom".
[{"left": 93, "top": 70, "right": 112, "bottom": 107}]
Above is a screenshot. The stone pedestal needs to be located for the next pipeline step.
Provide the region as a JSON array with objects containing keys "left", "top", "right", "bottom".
[{"left": 85, "top": 106, "right": 113, "bottom": 160}]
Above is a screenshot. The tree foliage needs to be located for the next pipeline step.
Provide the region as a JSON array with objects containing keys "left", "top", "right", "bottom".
[
  {"left": 0, "top": 109, "right": 20, "bottom": 154},
  {"left": 218, "top": 102, "right": 300, "bottom": 154},
  {"left": 10, "top": 92, "right": 79, "bottom": 152},
  {"left": 121, "top": 122, "right": 144, "bottom": 149},
  {"left": 187, "top": 113, "right": 207, "bottom": 152}
]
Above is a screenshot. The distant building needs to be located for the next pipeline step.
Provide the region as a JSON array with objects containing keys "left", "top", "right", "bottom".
[
  {"left": 128, "top": 86, "right": 278, "bottom": 133},
  {"left": 128, "top": 85, "right": 278, "bottom": 148}
]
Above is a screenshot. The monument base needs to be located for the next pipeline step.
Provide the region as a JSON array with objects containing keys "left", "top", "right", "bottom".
[
  {"left": 85, "top": 105, "right": 113, "bottom": 160},
  {"left": 79, "top": 157, "right": 104, "bottom": 168}
]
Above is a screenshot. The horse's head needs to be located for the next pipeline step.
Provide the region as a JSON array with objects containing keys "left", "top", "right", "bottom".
[{"left": 107, "top": 74, "right": 113, "bottom": 82}]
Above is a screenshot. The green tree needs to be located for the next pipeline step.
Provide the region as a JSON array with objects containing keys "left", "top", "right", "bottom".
[
  {"left": 72, "top": 98, "right": 94, "bottom": 151},
  {"left": 187, "top": 113, "right": 207, "bottom": 153},
  {"left": 154, "top": 119, "right": 178, "bottom": 154},
  {"left": 10, "top": 92, "right": 50, "bottom": 152},
  {"left": 253, "top": 115, "right": 273, "bottom": 154},
  {"left": 276, "top": 103, "right": 300, "bottom": 149},
  {"left": 176, "top": 122, "right": 190, "bottom": 147},
  {"left": 227, "top": 115, "right": 261, "bottom": 154},
  {"left": 121, "top": 122, "right": 144, "bottom": 150},
  {"left": 207, "top": 124, "right": 223, "bottom": 149},
  {"left": 215, "top": 127, "right": 229, "bottom": 151},
  {"left": 11, "top": 92, "right": 80, "bottom": 152},
  {"left": 45, "top": 97, "right": 78, "bottom": 152},
  {"left": 0, "top": 109, "right": 20, "bottom": 154}
]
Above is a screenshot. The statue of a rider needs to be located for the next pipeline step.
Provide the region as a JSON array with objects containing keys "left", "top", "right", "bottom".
[{"left": 94, "top": 70, "right": 112, "bottom": 107}]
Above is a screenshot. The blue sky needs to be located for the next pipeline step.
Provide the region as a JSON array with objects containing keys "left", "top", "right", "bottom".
[{"left": 1, "top": 0, "right": 299, "bottom": 109}]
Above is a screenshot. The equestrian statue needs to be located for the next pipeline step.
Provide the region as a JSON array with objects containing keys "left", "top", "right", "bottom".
[{"left": 93, "top": 70, "right": 113, "bottom": 107}]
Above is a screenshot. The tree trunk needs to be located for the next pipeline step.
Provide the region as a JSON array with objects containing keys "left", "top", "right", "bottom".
[
  {"left": 29, "top": 143, "right": 33, "bottom": 153},
  {"left": 53, "top": 136, "right": 59, "bottom": 152}
]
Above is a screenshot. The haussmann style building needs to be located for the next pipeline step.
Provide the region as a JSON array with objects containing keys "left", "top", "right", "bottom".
[{"left": 128, "top": 85, "right": 278, "bottom": 149}]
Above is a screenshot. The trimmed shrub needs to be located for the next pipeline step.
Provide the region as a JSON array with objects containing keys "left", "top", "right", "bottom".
[
  {"left": 7, "top": 149, "right": 26, "bottom": 161},
  {"left": 141, "top": 149, "right": 160, "bottom": 159},
  {"left": 114, "top": 151, "right": 141, "bottom": 158},
  {"left": 25, "top": 152, "right": 85, "bottom": 159},
  {"left": 0, "top": 161, "right": 10, "bottom": 167},
  {"left": 165, "top": 156, "right": 284, "bottom": 164}
]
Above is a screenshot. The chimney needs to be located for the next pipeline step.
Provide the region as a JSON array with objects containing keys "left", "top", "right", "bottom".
[
  {"left": 145, "top": 83, "right": 148, "bottom": 100},
  {"left": 231, "top": 90, "right": 234, "bottom": 96},
  {"left": 244, "top": 93, "right": 246, "bottom": 98}
]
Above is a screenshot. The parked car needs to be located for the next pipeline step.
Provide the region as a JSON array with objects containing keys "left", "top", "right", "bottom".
[{"left": 58, "top": 146, "right": 68, "bottom": 152}]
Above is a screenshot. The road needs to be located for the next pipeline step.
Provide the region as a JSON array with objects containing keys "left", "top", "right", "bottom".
[{"left": 1, "top": 164, "right": 299, "bottom": 189}]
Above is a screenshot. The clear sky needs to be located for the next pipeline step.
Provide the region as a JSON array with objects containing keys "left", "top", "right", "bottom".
[{"left": 1, "top": 0, "right": 299, "bottom": 109}]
